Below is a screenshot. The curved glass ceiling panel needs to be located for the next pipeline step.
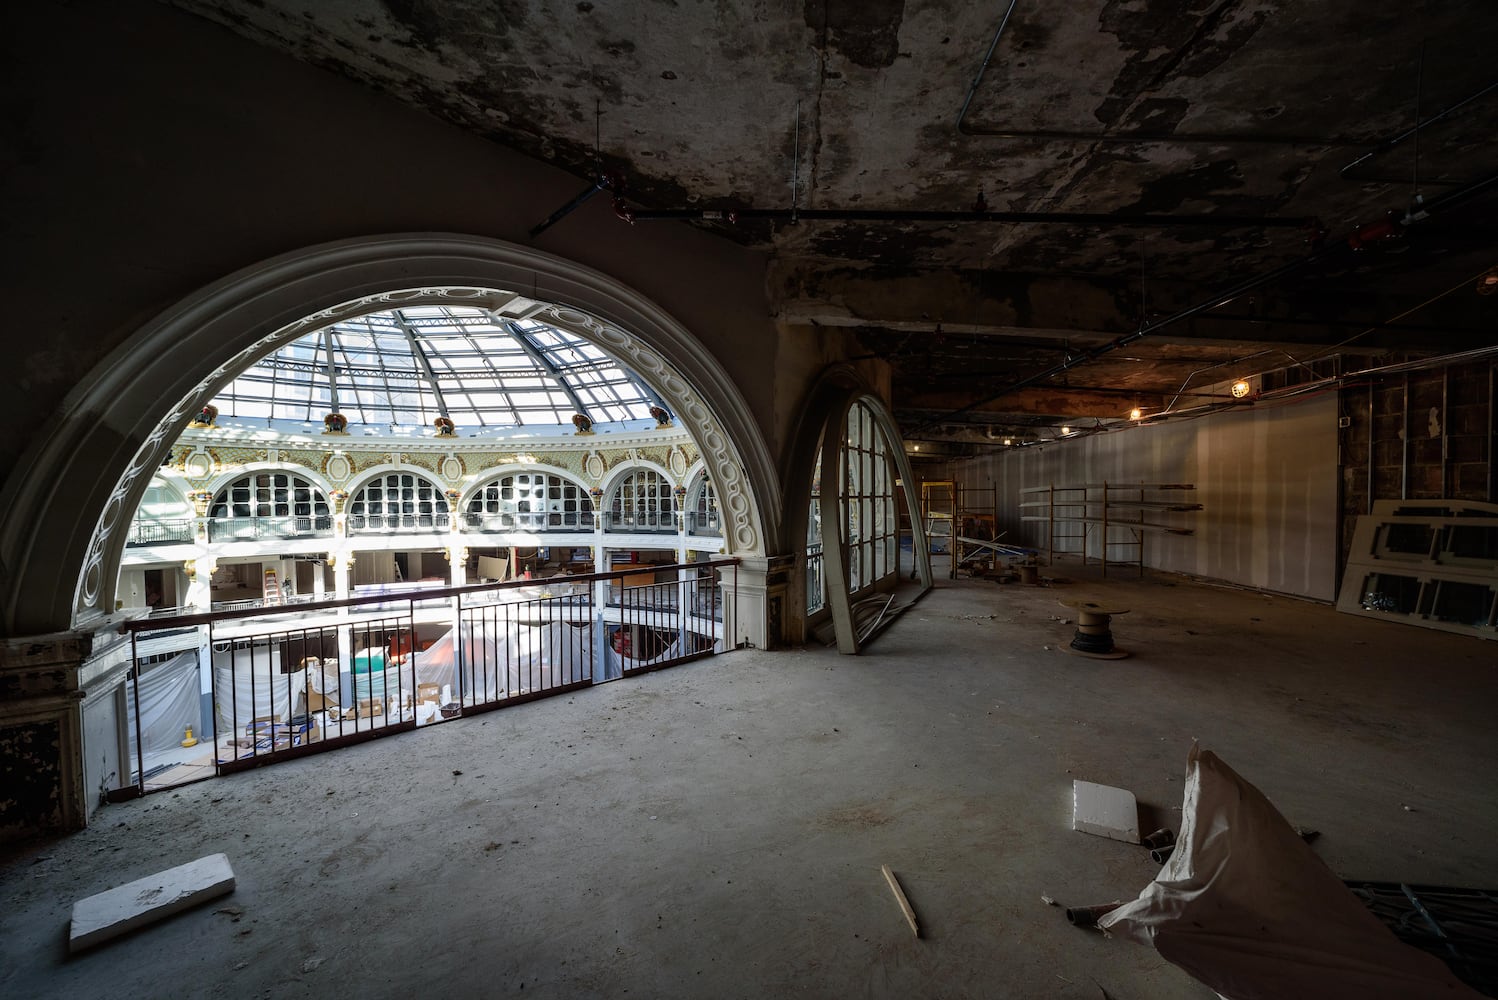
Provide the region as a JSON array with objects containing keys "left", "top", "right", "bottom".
[{"left": 209, "top": 305, "right": 661, "bottom": 433}]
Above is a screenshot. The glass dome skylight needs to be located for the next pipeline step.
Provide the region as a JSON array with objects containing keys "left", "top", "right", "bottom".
[{"left": 208, "top": 304, "right": 665, "bottom": 433}]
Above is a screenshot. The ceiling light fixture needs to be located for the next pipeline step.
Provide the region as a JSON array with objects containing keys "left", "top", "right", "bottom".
[
  {"left": 1129, "top": 407, "right": 1143, "bottom": 421},
  {"left": 1230, "top": 379, "right": 1252, "bottom": 399},
  {"left": 1060, "top": 425, "right": 1072, "bottom": 435},
  {"left": 1003, "top": 438, "right": 1012, "bottom": 446}
]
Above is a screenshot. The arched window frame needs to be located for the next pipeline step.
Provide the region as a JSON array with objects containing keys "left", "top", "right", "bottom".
[
  {"left": 686, "top": 472, "right": 719, "bottom": 537},
  {"left": 464, "top": 470, "right": 593, "bottom": 531},
  {"left": 348, "top": 471, "right": 450, "bottom": 533},
  {"left": 207, "top": 471, "right": 332, "bottom": 541},
  {"left": 606, "top": 468, "right": 676, "bottom": 533}
]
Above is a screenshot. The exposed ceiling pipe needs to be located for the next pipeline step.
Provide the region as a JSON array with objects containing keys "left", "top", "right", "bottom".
[
  {"left": 623, "top": 206, "right": 1314, "bottom": 229},
  {"left": 1339, "top": 79, "right": 1498, "bottom": 185},
  {"left": 911, "top": 167, "right": 1498, "bottom": 433},
  {"left": 955, "top": 0, "right": 1413, "bottom": 147},
  {"left": 529, "top": 175, "right": 611, "bottom": 239}
]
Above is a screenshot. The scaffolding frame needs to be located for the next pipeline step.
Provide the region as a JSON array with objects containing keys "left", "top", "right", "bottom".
[{"left": 1019, "top": 482, "right": 1202, "bottom": 577}]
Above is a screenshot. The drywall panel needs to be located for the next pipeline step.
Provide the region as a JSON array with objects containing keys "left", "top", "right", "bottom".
[{"left": 951, "top": 395, "right": 1339, "bottom": 601}]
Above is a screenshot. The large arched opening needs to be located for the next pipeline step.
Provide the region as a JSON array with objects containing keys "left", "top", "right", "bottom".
[{"left": 0, "top": 234, "right": 779, "bottom": 639}]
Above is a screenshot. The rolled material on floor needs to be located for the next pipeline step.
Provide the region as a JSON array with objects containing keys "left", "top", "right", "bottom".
[
  {"left": 1142, "top": 828, "right": 1176, "bottom": 850},
  {"left": 1066, "top": 901, "right": 1126, "bottom": 927},
  {"left": 1150, "top": 844, "right": 1176, "bottom": 865}
]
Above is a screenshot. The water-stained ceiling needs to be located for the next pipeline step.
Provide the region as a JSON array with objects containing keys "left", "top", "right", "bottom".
[{"left": 163, "top": 0, "right": 1498, "bottom": 450}]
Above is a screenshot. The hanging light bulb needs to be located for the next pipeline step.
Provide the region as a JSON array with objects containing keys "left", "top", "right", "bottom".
[
  {"left": 1230, "top": 379, "right": 1252, "bottom": 399},
  {"left": 1060, "top": 425, "right": 1072, "bottom": 436},
  {"left": 1129, "top": 407, "right": 1143, "bottom": 421}
]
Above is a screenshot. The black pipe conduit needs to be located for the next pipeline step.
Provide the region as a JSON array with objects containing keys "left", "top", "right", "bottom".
[
  {"left": 529, "top": 177, "right": 609, "bottom": 238},
  {"left": 1339, "top": 79, "right": 1498, "bottom": 184},
  {"left": 625, "top": 207, "right": 1314, "bottom": 229},
  {"left": 912, "top": 167, "right": 1498, "bottom": 433},
  {"left": 955, "top": 0, "right": 1479, "bottom": 151}
]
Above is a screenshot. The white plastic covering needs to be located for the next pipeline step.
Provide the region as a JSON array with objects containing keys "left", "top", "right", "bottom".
[
  {"left": 411, "top": 620, "right": 593, "bottom": 704},
  {"left": 127, "top": 651, "right": 200, "bottom": 765},
  {"left": 213, "top": 644, "right": 297, "bottom": 732},
  {"left": 1098, "top": 745, "right": 1483, "bottom": 999}
]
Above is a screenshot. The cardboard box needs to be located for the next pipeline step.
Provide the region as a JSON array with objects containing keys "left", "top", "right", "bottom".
[
  {"left": 417, "top": 682, "right": 440, "bottom": 704},
  {"left": 356, "top": 698, "right": 385, "bottom": 718}
]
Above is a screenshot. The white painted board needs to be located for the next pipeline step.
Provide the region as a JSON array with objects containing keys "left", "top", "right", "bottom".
[
  {"left": 69, "top": 853, "right": 235, "bottom": 954},
  {"left": 1072, "top": 780, "right": 1140, "bottom": 844}
]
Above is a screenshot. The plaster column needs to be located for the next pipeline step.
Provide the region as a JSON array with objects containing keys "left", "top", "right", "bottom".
[
  {"left": 184, "top": 559, "right": 214, "bottom": 612},
  {"left": 0, "top": 631, "right": 91, "bottom": 843},
  {"left": 718, "top": 555, "right": 776, "bottom": 651}
]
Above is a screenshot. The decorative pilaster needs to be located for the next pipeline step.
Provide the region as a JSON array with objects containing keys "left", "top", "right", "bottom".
[{"left": 0, "top": 632, "right": 90, "bottom": 843}]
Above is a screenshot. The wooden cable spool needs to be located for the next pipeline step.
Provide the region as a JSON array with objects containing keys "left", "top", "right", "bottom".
[{"left": 1058, "top": 599, "right": 1130, "bottom": 659}]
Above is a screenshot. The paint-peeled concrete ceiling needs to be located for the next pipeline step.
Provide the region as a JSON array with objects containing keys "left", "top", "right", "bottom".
[{"left": 163, "top": 0, "right": 1498, "bottom": 448}]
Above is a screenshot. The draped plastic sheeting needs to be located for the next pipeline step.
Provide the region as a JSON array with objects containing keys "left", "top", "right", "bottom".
[
  {"left": 1099, "top": 746, "right": 1482, "bottom": 999},
  {"left": 603, "top": 633, "right": 722, "bottom": 675},
  {"left": 411, "top": 620, "right": 593, "bottom": 704},
  {"left": 127, "top": 651, "right": 201, "bottom": 765},
  {"left": 213, "top": 644, "right": 296, "bottom": 733}
]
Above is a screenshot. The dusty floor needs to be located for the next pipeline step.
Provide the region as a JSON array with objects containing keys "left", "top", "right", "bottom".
[{"left": 4, "top": 564, "right": 1497, "bottom": 999}]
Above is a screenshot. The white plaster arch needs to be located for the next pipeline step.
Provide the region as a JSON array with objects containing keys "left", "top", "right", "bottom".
[
  {"left": 142, "top": 472, "right": 196, "bottom": 515},
  {"left": 463, "top": 465, "right": 595, "bottom": 508},
  {"left": 600, "top": 460, "right": 677, "bottom": 500},
  {"left": 342, "top": 464, "right": 450, "bottom": 504},
  {"left": 203, "top": 463, "right": 338, "bottom": 505},
  {"left": 0, "top": 234, "right": 775, "bottom": 635}
]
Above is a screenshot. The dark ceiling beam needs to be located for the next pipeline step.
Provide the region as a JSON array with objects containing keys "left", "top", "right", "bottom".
[
  {"left": 910, "top": 167, "right": 1498, "bottom": 431},
  {"left": 629, "top": 206, "right": 1314, "bottom": 229},
  {"left": 896, "top": 386, "right": 1168, "bottom": 419}
]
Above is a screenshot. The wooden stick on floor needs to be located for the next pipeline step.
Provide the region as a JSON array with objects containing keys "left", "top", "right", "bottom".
[{"left": 881, "top": 864, "right": 921, "bottom": 938}]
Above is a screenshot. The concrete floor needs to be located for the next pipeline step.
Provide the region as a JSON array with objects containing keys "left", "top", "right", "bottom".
[{"left": 4, "top": 564, "right": 1497, "bottom": 999}]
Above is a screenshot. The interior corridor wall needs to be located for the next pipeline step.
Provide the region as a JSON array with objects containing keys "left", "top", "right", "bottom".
[{"left": 950, "top": 395, "right": 1339, "bottom": 601}]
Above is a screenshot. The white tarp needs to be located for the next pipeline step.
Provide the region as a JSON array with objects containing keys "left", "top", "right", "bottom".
[
  {"left": 411, "top": 620, "right": 593, "bottom": 704},
  {"left": 1098, "top": 745, "right": 1482, "bottom": 999},
  {"left": 127, "top": 651, "right": 201, "bottom": 764},
  {"left": 212, "top": 644, "right": 297, "bottom": 732}
]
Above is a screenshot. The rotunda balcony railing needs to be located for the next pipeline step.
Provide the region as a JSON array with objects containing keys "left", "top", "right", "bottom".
[
  {"left": 461, "top": 510, "right": 596, "bottom": 532},
  {"left": 601, "top": 510, "right": 676, "bottom": 533},
  {"left": 685, "top": 511, "right": 721, "bottom": 537},
  {"left": 346, "top": 512, "right": 451, "bottom": 534},
  {"left": 207, "top": 515, "right": 334, "bottom": 542},
  {"left": 126, "top": 518, "right": 195, "bottom": 546}
]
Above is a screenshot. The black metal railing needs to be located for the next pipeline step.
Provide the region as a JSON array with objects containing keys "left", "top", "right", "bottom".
[
  {"left": 601, "top": 510, "right": 677, "bottom": 533},
  {"left": 207, "top": 515, "right": 333, "bottom": 542},
  {"left": 346, "top": 512, "right": 451, "bottom": 534},
  {"left": 460, "top": 510, "right": 595, "bottom": 532},
  {"left": 118, "top": 558, "right": 740, "bottom": 793},
  {"left": 806, "top": 544, "right": 826, "bottom": 614},
  {"left": 686, "top": 510, "right": 721, "bottom": 536},
  {"left": 126, "top": 519, "right": 195, "bottom": 546}
]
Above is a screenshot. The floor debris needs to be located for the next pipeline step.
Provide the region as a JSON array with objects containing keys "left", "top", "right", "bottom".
[
  {"left": 70, "top": 853, "right": 236, "bottom": 954},
  {"left": 1072, "top": 780, "right": 1141, "bottom": 844},
  {"left": 1098, "top": 746, "right": 1485, "bottom": 999},
  {"left": 1066, "top": 901, "right": 1125, "bottom": 927},
  {"left": 880, "top": 864, "right": 921, "bottom": 938}
]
